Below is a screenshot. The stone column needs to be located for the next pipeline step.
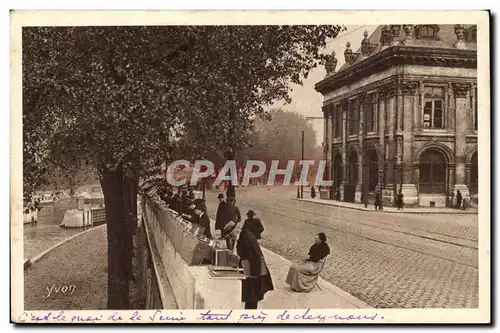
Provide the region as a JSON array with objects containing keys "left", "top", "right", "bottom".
[
  {"left": 395, "top": 89, "right": 404, "bottom": 192},
  {"left": 355, "top": 94, "right": 365, "bottom": 202},
  {"left": 400, "top": 81, "right": 419, "bottom": 206},
  {"left": 452, "top": 83, "right": 470, "bottom": 201},
  {"left": 383, "top": 86, "right": 396, "bottom": 205},
  {"left": 377, "top": 95, "right": 386, "bottom": 191},
  {"left": 340, "top": 101, "right": 348, "bottom": 201},
  {"left": 331, "top": 106, "right": 336, "bottom": 183},
  {"left": 324, "top": 109, "right": 330, "bottom": 183}
]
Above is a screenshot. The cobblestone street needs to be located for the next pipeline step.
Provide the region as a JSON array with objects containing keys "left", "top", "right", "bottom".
[{"left": 205, "top": 186, "right": 478, "bottom": 308}]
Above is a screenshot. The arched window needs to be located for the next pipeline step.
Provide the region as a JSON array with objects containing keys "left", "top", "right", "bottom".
[{"left": 419, "top": 150, "right": 446, "bottom": 194}]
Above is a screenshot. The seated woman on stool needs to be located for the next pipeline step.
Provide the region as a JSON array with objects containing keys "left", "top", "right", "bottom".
[{"left": 286, "top": 232, "right": 330, "bottom": 292}]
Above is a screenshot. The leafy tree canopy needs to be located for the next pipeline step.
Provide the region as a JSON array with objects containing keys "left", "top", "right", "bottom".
[{"left": 23, "top": 25, "right": 344, "bottom": 194}]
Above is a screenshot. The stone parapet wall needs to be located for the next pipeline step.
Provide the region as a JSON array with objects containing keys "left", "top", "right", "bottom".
[{"left": 137, "top": 196, "right": 243, "bottom": 310}]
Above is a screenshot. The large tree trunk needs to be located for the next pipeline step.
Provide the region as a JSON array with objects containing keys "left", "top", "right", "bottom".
[{"left": 101, "top": 166, "right": 134, "bottom": 309}]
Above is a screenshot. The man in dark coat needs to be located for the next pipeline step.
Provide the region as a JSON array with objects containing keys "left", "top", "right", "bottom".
[
  {"left": 172, "top": 191, "right": 182, "bottom": 214},
  {"left": 165, "top": 188, "right": 174, "bottom": 208},
  {"left": 374, "top": 190, "right": 382, "bottom": 211},
  {"left": 193, "top": 199, "right": 212, "bottom": 239},
  {"left": 215, "top": 193, "right": 228, "bottom": 232},
  {"left": 227, "top": 197, "right": 242, "bottom": 223},
  {"left": 223, "top": 221, "right": 274, "bottom": 309},
  {"left": 396, "top": 188, "right": 404, "bottom": 210},
  {"left": 455, "top": 190, "right": 463, "bottom": 209},
  {"left": 224, "top": 197, "right": 241, "bottom": 249},
  {"left": 242, "top": 210, "right": 264, "bottom": 240},
  {"left": 187, "top": 187, "right": 195, "bottom": 200},
  {"left": 182, "top": 200, "right": 197, "bottom": 223}
]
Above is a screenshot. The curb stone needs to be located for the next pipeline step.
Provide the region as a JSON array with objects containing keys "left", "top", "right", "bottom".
[
  {"left": 294, "top": 198, "right": 478, "bottom": 215},
  {"left": 25, "top": 224, "right": 106, "bottom": 269}
]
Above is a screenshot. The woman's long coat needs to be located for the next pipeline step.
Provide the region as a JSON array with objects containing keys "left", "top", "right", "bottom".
[{"left": 236, "top": 229, "right": 274, "bottom": 303}]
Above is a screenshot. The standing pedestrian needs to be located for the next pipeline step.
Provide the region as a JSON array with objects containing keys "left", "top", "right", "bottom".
[
  {"left": 374, "top": 190, "right": 382, "bottom": 211},
  {"left": 397, "top": 188, "right": 404, "bottom": 210},
  {"left": 215, "top": 193, "right": 228, "bottom": 233},
  {"left": 193, "top": 199, "right": 212, "bottom": 239},
  {"left": 242, "top": 210, "right": 264, "bottom": 240},
  {"left": 456, "top": 190, "right": 463, "bottom": 209},
  {"left": 311, "top": 186, "right": 316, "bottom": 199},
  {"left": 222, "top": 221, "right": 274, "bottom": 309},
  {"left": 224, "top": 197, "right": 241, "bottom": 249}
]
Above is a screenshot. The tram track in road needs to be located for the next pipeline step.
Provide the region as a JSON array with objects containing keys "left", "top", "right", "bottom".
[
  {"left": 205, "top": 189, "right": 478, "bottom": 307},
  {"left": 275, "top": 202, "right": 477, "bottom": 246},
  {"left": 254, "top": 204, "right": 478, "bottom": 269},
  {"left": 206, "top": 194, "right": 477, "bottom": 269},
  {"left": 229, "top": 192, "right": 477, "bottom": 244}
]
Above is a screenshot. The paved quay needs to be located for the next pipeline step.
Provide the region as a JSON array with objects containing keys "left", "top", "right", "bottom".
[
  {"left": 296, "top": 197, "right": 478, "bottom": 214},
  {"left": 24, "top": 225, "right": 108, "bottom": 310},
  {"left": 25, "top": 221, "right": 366, "bottom": 310},
  {"left": 205, "top": 186, "right": 479, "bottom": 308}
]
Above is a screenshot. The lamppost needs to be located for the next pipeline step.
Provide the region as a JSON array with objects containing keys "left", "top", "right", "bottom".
[
  {"left": 305, "top": 116, "right": 329, "bottom": 199},
  {"left": 301, "top": 130, "right": 304, "bottom": 199}
]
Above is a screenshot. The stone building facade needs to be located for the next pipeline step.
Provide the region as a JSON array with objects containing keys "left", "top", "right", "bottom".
[{"left": 315, "top": 24, "right": 478, "bottom": 207}]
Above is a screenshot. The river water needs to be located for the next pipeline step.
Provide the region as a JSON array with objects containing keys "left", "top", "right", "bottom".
[{"left": 23, "top": 198, "right": 98, "bottom": 260}]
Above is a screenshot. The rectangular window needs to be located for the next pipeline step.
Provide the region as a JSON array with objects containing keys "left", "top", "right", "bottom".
[
  {"left": 349, "top": 99, "right": 359, "bottom": 136},
  {"left": 366, "top": 93, "right": 377, "bottom": 132},
  {"left": 423, "top": 86, "right": 445, "bottom": 129},
  {"left": 334, "top": 104, "right": 342, "bottom": 138}
]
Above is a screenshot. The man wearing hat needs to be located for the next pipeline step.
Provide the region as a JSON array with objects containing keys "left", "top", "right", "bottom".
[
  {"left": 221, "top": 221, "right": 274, "bottom": 309},
  {"left": 215, "top": 193, "right": 228, "bottom": 233},
  {"left": 221, "top": 196, "right": 241, "bottom": 248},
  {"left": 181, "top": 200, "right": 197, "bottom": 223},
  {"left": 242, "top": 210, "right": 264, "bottom": 240},
  {"left": 193, "top": 198, "right": 212, "bottom": 239}
]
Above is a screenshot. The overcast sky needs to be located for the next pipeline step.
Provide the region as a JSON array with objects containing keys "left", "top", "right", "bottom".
[{"left": 270, "top": 25, "right": 378, "bottom": 146}]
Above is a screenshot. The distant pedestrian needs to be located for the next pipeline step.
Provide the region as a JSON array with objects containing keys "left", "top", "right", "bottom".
[
  {"left": 374, "top": 190, "right": 382, "bottom": 211},
  {"left": 455, "top": 190, "right": 463, "bottom": 209},
  {"left": 311, "top": 186, "right": 316, "bottom": 199},
  {"left": 397, "top": 189, "right": 404, "bottom": 210},
  {"left": 243, "top": 210, "right": 264, "bottom": 240}
]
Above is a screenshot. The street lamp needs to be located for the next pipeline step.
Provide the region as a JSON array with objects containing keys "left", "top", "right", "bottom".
[{"left": 305, "top": 116, "right": 329, "bottom": 199}]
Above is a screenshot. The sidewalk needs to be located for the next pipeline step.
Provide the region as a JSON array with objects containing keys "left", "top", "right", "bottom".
[
  {"left": 25, "top": 221, "right": 370, "bottom": 310},
  {"left": 24, "top": 225, "right": 108, "bottom": 310},
  {"left": 295, "top": 197, "right": 478, "bottom": 214}
]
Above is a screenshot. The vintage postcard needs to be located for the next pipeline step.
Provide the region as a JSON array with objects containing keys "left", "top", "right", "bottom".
[{"left": 10, "top": 10, "right": 490, "bottom": 324}]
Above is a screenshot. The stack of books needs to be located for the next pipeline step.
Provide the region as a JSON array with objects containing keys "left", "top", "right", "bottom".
[{"left": 207, "top": 265, "right": 245, "bottom": 279}]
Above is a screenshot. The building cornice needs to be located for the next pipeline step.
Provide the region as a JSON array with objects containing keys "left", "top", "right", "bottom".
[
  {"left": 322, "top": 74, "right": 476, "bottom": 106},
  {"left": 315, "top": 45, "right": 477, "bottom": 94}
]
